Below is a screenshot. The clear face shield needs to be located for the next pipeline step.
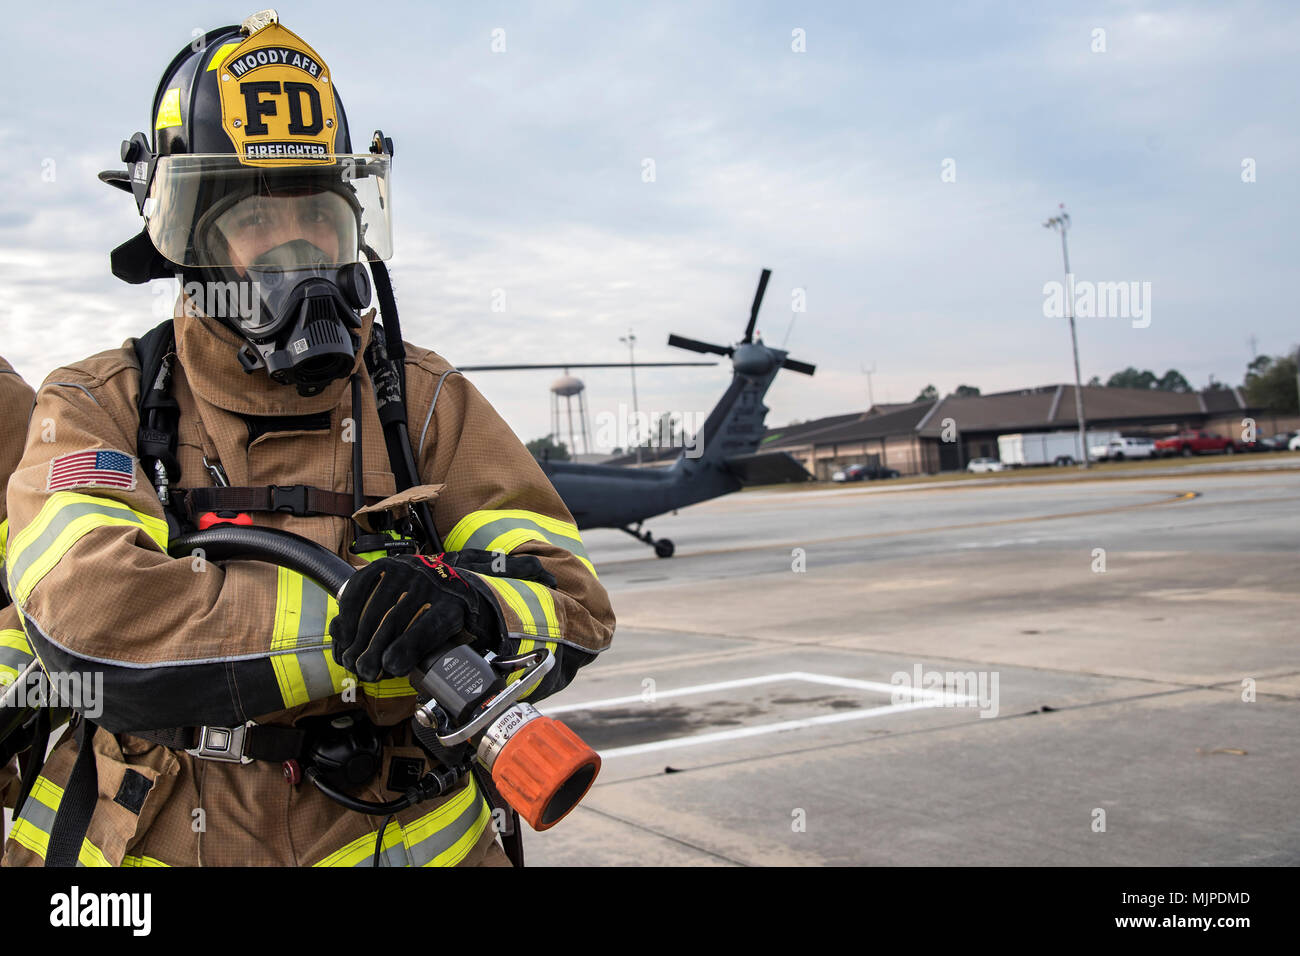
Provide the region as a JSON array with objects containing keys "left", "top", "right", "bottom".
[{"left": 143, "top": 154, "right": 392, "bottom": 395}]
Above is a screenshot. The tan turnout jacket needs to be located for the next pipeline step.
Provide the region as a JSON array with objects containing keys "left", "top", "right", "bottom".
[
  {"left": 0, "top": 306, "right": 614, "bottom": 866},
  {"left": 1, "top": 358, "right": 37, "bottom": 810}
]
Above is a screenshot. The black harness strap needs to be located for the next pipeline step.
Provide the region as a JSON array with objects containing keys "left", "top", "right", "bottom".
[
  {"left": 44, "top": 717, "right": 98, "bottom": 867},
  {"left": 180, "top": 485, "right": 385, "bottom": 520}
]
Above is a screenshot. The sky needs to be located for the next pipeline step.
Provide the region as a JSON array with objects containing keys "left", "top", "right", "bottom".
[{"left": 0, "top": 1, "right": 1295, "bottom": 448}]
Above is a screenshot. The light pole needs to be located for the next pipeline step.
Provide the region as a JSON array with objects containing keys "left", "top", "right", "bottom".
[
  {"left": 619, "top": 329, "right": 641, "bottom": 464},
  {"left": 861, "top": 362, "right": 876, "bottom": 410},
  {"left": 1044, "top": 204, "right": 1091, "bottom": 467}
]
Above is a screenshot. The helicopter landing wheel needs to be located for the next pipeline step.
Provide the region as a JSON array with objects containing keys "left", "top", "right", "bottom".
[{"left": 654, "top": 538, "right": 675, "bottom": 559}]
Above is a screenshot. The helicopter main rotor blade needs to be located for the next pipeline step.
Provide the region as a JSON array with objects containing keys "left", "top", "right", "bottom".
[
  {"left": 458, "top": 361, "right": 717, "bottom": 371},
  {"left": 781, "top": 356, "right": 817, "bottom": 376},
  {"left": 667, "top": 334, "right": 733, "bottom": 357},
  {"left": 744, "top": 268, "right": 772, "bottom": 344}
]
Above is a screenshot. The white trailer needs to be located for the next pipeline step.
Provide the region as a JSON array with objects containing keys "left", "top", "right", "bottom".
[{"left": 998, "top": 430, "right": 1121, "bottom": 466}]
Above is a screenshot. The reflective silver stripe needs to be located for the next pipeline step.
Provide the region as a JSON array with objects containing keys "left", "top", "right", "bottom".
[
  {"left": 8, "top": 501, "right": 156, "bottom": 599},
  {"left": 459, "top": 516, "right": 590, "bottom": 564},
  {"left": 297, "top": 647, "right": 339, "bottom": 701},
  {"left": 0, "top": 644, "right": 34, "bottom": 674},
  {"left": 498, "top": 577, "right": 555, "bottom": 637},
  {"left": 15, "top": 790, "right": 57, "bottom": 837},
  {"left": 407, "top": 794, "right": 486, "bottom": 867},
  {"left": 299, "top": 581, "right": 329, "bottom": 647},
  {"left": 358, "top": 826, "right": 414, "bottom": 868}
]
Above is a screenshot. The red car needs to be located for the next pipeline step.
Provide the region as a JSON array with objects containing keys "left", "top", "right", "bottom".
[{"left": 1154, "top": 431, "right": 1236, "bottom": 457}]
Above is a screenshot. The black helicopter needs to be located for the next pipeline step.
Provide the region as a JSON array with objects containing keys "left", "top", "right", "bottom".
[{"left": 461, "top": 269, "right": 816, "bottom": 557}]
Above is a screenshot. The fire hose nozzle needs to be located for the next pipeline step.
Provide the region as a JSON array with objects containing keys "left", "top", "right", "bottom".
[{"left": 476, "top": 704, "right": 601, "bottom": 830}]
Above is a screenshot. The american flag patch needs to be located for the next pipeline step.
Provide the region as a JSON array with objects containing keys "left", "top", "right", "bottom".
[{"left": 46, "top": 449, "right": 138, "bottom": 492}]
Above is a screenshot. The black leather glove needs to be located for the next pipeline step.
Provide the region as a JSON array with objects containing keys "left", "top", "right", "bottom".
[{"left": 329, "top": 550, "right": 555, "bottom": 682}]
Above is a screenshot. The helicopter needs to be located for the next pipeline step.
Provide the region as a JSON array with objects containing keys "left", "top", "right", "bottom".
[{"left": 460, "top": 269, "right": 816, "bottom": 557}]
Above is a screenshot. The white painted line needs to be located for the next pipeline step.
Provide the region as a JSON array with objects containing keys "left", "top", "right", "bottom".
[
  {"left": 546, "top": 670, "right": 973, "bottom": 715},
  {"left": 598, "top": 700, "right": 943, "bottom": 758}
]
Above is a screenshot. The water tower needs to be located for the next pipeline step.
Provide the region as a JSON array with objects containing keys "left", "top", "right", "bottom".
[{"left": 551, "top": 369, "right": 592, "bottom": 458}]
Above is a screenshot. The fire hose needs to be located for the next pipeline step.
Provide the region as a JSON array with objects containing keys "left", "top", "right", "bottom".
[{"left": 167, "top": 526, "right": 601, "bottom": 855}]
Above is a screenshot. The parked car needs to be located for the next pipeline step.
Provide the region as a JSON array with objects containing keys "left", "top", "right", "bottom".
[
  {"left": 967, "top": 457, "right": 1007, "bottom": 473},
  {"left": 1245, "top": 431, "right": 1295, "bottom": 452},
  {"left": 1090, "top": 436, "right": 1157, "bottom": 461},
  {"left": 1290, "top": 433, "right": 1300, "bottom": 452},
  {"left": 832, "top": 463, "right": 901, "bottom": 482},
  {"left": 1154, "top": 431, "right": 1235, "bottom": 457}
]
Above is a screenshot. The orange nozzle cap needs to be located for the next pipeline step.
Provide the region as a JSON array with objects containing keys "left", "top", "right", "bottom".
[{"left": 491, "top": 716, "right": 600, "bottom": 831}]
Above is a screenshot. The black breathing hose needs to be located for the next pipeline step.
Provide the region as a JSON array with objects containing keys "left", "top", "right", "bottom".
[{"left": 168, "top": 526, "right": 354, "bottom": 596}]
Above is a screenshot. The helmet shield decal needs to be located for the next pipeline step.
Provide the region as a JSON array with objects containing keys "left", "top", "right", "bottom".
[{"left": 215, "top": 23, "right": 339, "bottom": 166}]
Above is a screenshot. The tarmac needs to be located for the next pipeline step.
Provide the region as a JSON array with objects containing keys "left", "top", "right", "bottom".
[
  {"left": 523, "top": 465, "right": 1300, "bottom": 865},
  {"left": 4, "top": 463, "right": 1295, "bottom": 866}
]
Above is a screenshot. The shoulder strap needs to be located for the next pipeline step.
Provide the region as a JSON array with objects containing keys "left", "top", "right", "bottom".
[{"left": 133, "top": 319, "right": 181, "bottom": 506}]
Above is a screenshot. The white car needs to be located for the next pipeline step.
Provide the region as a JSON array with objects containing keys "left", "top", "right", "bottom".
[
  {"left": 1090, "top": 436, "right": 1157, "bottom": 461},
  {"left": 1289, "top": 433, "right": 1300, "bottom": 452},
  {"left": 967, "top": 457, "right": 1006, "bottom": 473}
]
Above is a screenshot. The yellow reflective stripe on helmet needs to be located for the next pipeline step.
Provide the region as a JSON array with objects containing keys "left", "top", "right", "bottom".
[
  {"left": 444, "top": 509, "right": 597, "bottom": 579},
  {"left": 312, "top": 773, "right": 490, "bottom": 867},
  {"left": 10, "top": 775, "right": 112, "bottom": 866},
  {"left": 122, "top": 854, "right": 171, "bottom": 867},
  {"left": 7, "top": 492, "right": 168, "bottom": 605},
  {"left": 155, "top": 87, "right": 183, "bottom": 130},
  {"left": 205, "top": 41, "right": 242, "bottom": 71}
]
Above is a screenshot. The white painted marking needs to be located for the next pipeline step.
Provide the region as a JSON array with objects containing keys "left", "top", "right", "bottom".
[
  {"left": 547, "top": 671, "right": 974, "bottom": 714},
  {"left": 599, "top": 700, "right": 942, "bottom": 758},
  {"left": 547, "top": 671, "right": 977, "bottom": 759}
]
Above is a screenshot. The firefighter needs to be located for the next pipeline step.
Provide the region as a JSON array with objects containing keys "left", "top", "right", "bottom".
[
  {"left": 1, "top": 358, "right": 37, "bottom": 817},
  {"left": 1, "top": 11, "right": 614, "bottom": 867}
]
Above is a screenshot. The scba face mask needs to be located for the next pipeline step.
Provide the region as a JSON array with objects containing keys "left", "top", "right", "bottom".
[
  {"left": 188, "top": 185, "right": 375, "bottom": 395},
  {"left": 159, "top": 154, "right": 391, "bottom": 394}
]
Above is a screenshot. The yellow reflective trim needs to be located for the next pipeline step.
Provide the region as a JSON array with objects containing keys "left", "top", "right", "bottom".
[
  {"left": 270, "top": 567, "right": 310, "bottom": 708},
  {"left": 0, "top": 663, "right": 18, "bottom": 684},
  {"left": 271, "top": 566, "right": 300, "bottom": 650},
  {"left": 515, "top": 579, "right": 559, "bottom": 634},
  {"left": 445, "top": 509, "right": 579, "bottom": 549},
  {"left": 359, "top": 677, "right": 417, "bottom": 699},
  {"left": 0, "top": 516, "right": 8, "bottom": 565},
  {"left": 0, "top": 629, "right": 29, "bottom": 652},
  {"left": 10, "top": 776, "right": 110, "bottom": 865},
  {"left": 445, "top": 509, "right": 598, "bottom": 579},
  {"left": 478, "top": 575, "right": 535, "bottom": 636},
  {"left": 206, "top": 41, "right": 242, "bottom": 71},
  {"left": 483, "top": 527, "right": 547, "bottom": 555},
  {"left": 155, "top": 87, "right": 182, "bottom": 129},
  {"left": 8, "top": 492, "right": 168, "bottom": 604},
  {"left": 426, "top": 797, "right": 491, "bottom": 867},
  {"left": 122, "top": 854, "right": 171, "bottom": 867}
]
